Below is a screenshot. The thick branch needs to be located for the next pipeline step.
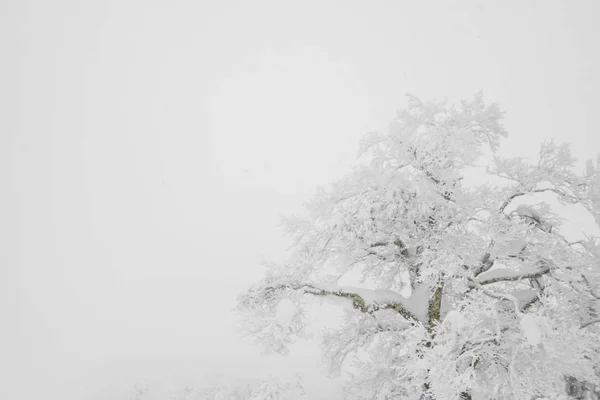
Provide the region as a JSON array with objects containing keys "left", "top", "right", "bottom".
[
  {"left": 428, "top": 282, "right": 444, "bottom": 331},
  {"left": 499, "top": 187, "right": 580, "bottom": 214},
  {"left": 581, "top": 318, "right": 600, "bottom": 328},
  {"left": 476, "top": 267, "right": 550, "bottom": 285},
  {"left": 370, "top": 239, "right": 409, "bottom": 253},
  {"left": 261, "top": 282, "right": 420, "bottom": 323}
]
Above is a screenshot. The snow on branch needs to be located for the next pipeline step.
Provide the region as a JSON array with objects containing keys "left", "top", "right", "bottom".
[
  {"left": 474, "top": 265, "right": 551, "bottom": 286},
  {"left": 498, "top": 188, "right": 581, "bottom": 214},
  {"left": 238, "top": 94, "right": 600, "bottom": 399},
  {"left": 241, "top": 281, "right": 426, "bottom": 323},
  {"left": 509, "top": 289, "right": 541, "bottom": 309},
  {"left": 467, "top": 277, "right": 524, "bottom": 314},
  {"left": 305, "top": 283, "right": 423, "bottom": 322}
]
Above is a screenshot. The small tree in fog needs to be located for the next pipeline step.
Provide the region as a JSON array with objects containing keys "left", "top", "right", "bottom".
[
  {"left": 201, "top": 375, "right": 304, "bottom": 400},
  {"left": 127, "top": 375, "right": 304, "bottom": 400},
  {"left": 237, "top": 94, "right": 600, "bottom": 399}
]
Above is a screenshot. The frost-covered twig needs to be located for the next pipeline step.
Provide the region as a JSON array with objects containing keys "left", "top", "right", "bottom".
[
  {"left": 581, "top": 274, "right": 600, "bottom": 300},
  {"left": 498, "top": 187, "right": 581, "bottom": 214},
  {"left": 467, "top": 277, "right": 522, "bottom": 314}
]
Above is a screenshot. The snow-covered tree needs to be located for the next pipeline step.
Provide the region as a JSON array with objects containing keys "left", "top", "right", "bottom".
[{"left": 237, "top": 94, "right": 600, "bottom": 400}]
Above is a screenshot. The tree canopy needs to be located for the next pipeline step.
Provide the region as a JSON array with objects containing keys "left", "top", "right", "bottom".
[{"left": 237, "top": 94, "right": 600, "bottom": 400}]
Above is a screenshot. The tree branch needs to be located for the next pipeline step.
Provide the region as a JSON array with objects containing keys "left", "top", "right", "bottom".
[
  {"left": 499, "top": 187, "right": 580, "bottom": 214},
  {"left": 472, "top": 252, "right": 494, "bottom": 277},
  {"left": 259, "top": 282, "right": 420, "bottom": 323},
  {"left": 581, "top": 318, "right": 600, "bottom": 329},
  {"left": 581, "top": 274, "right": 600, "bottom": 300},
  {"left": 428, "top": 282, "right": 444, "bottom": 331},
  {"left": 476, "top": 266, "right": 551, "bottom": 286},
  {"left": 467, "top": 278, "right": 522, "bottom": 314}
]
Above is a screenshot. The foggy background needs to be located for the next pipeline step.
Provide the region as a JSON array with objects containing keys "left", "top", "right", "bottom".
[{"left": 2, "top": 0, "right": 599, "bottom": 398}]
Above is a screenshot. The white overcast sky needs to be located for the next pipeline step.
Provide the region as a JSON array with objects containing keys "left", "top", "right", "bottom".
[{"left": 2, "top": 0, "right": 600, "bottom": 399}]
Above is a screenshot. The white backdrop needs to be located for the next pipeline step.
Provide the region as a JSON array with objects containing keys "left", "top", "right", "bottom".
[{"left": 2, "top": 0, "right": 599, "bottom": 398}]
